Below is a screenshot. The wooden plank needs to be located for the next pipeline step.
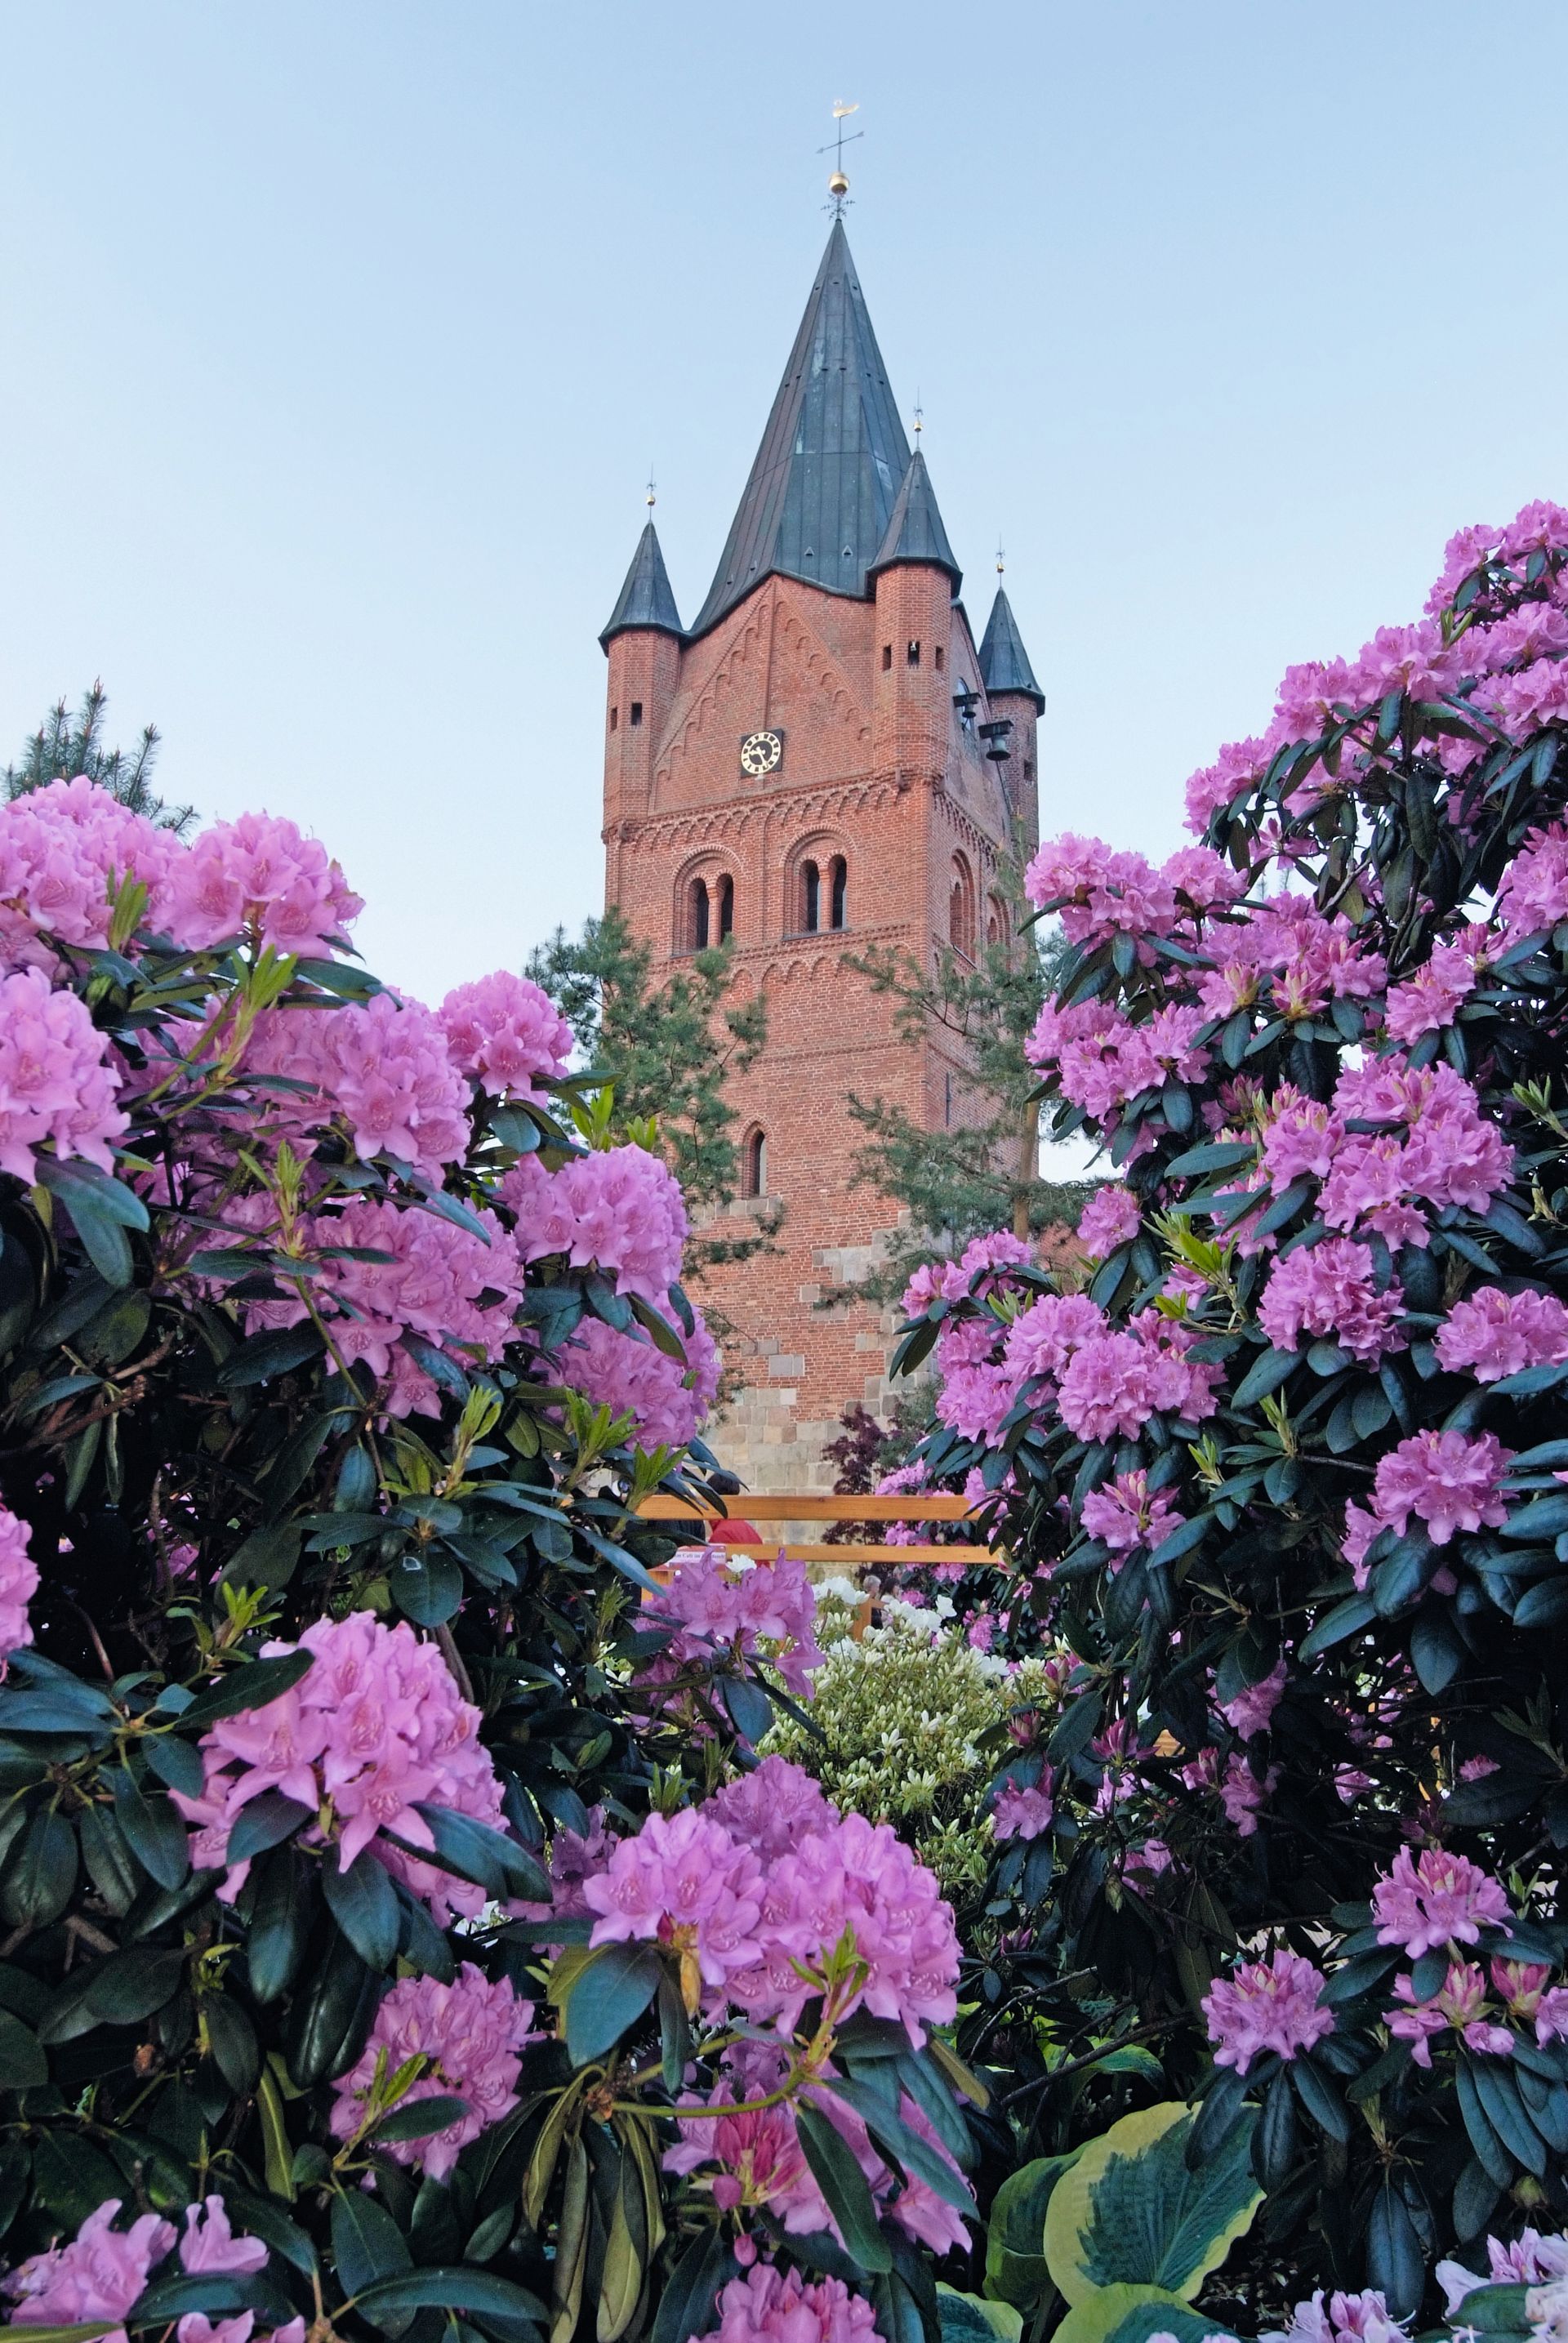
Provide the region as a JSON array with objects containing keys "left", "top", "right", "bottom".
[
  {"left": 685, "top": 1541, "right": 996, "bottom": 1564},
  {"left": 634, "top": 1492, "right": 978, "bottom": 1522}
]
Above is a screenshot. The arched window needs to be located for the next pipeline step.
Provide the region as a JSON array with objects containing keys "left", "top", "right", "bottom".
[
  {"left": 829, "top": 856, "right": 847, "bottom": 931},
  {"left": 690, "top": 877, "right": 710, "bottom": 951},
  {"left": 717, "top": 874, "right": 734, "bottom": 942},
  {"left": 801, "top": 860, "right": 821, "bottom": 934},
  {"left": 987, "top": 895, "right": 1009, "bottom": 948},
  {"left": 950, "top": 855, "right": 975, "bottom": 960},
  {"left": 742, "top": 1128, "right": 767, "bottom": 1199}
]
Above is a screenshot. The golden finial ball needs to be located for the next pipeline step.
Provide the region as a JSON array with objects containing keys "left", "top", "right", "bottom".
[{"left": 828, "top": 170, "right": 849, "bottom": 198}]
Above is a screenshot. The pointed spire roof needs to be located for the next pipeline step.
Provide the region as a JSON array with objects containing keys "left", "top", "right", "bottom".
[
  {"left": 600, "top": 520, "right": 684, "bottom": 648},
  {"left": 868, "top": 448, "right": 960, "bottom": 588},
  {"left": 688, "top": 219, "right": 911, "bottom": 639},
  {"left": 978, "top": 586, "right": 1045, "bottom": 712}
]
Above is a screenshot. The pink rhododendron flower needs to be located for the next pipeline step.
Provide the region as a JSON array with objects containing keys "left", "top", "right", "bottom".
[
  {"left": 583, "top": 1806, "right": 765, "bottom": 1987},
  {"left": 992, "top": 1781, "right": 1054, "bottom": 1842},
  {"left": 243, "top": 991, "right": 470, "bottom": 1178},
  {"left": 1024, "top": 835, "right": 1176, "bottom": 947},
  {"left": 1383, "top": 929, "right": 1489, "bottom": 1043},
  {"left": 555, "top": 1311, "right": 722, "bottom": 1451},
  {"left": 1257, "top": 1238, "right": 1405, "bottom": 1366},
  {"left": 166, "top": 811, "right": 361, "bottom": 956},
  {"left": 1183, "top": 734, "right": 1268, "bottom": 835},
  {"left": 1219, "top": 1658, "right": 1286, "bottom": 1739},
  {"left": 0, "top": 1503, "right": 39, "bottom": 1672},
  {"left": 501, "top": 1143, "right": 688, "bottom": 1307},
  {"left": 0, "top": 965, "right": 126, "bottom": 1183},
  {"left": 1001, "top": 1293, "right": 1104, "bottom": 1389},
  {"left": 4, "top": 2199, "right": 177, "bottom": 2343},
  {"left": 1498, "top": 819, "right": 1568, "bottom": 946},
  {"left": 1081, "top": 1468, "right": 1185, "bottom": 1557},
  {"left": 1202, "top": 1949, "right": 1334, "bottom": 2074},
  {"left": 1370, "top": 1428, "right": 1513, "bottom": 1546},
  {"left": 1077, "top": 1185, "right": 1141, "bottom": 1255},
  {"left": 697, "top": 2261, "right": 884, "bottom": 2343},
  {"left": 1218, "top": 1753, "right": 1278, "bottom": 1836},
  {"left": 437, "top": 970, "right": 572, "bottom": 1098},
  {"left": 706, "top": 1757, "right": 841, "bottom": 1863},
  {"left": 1438, "top": 2229, "right": 1568, "bottom": 2318},
  {"left": 639, "top": 1551, "right": 822, "bottom": 1703},
  {"left": 0, "top": 777, "right": 180, "bottom": 964},
  {"left": 329, "top": 1963, "right": 537, "bottom": 2177},
  {"left": 1057, "top": 1331, "right": 1152, "bottom": 1441},
  {"left": 1260, "top": 2290, "right": 1411, "bottom": 2343},
  {"left": 1386, "top": 1960, "right": 1514, "bottom": 2067},
  {"left": 1435, "top": 1285, "right": 1568, "bottom": 1383},
  {"left": 1372, "top": 1846, "right": 1512, "bottom": 1958},
  {"left": 177, "top": 2199, "right": 267, "bottom": 2275},
  {"left": 171, "top": 1611, "right": 508, "bottom": 1922}
]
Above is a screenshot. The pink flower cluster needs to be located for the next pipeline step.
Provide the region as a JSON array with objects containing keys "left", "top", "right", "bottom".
[
  {"left": 641, "top": 1553, "right": 823, "bottom": 1701},
  {"left": 0, "top": 777, "right": 180, "bottom": 965},
  {"left": 1027, "top": 996, "right": 1209, "bottom": 1126},
  {"left": 172, "top": 1611, "right": 507, "bottom": 1923},
  {"left": 501, "top": 1144, "right": 688, "bottom": 1305},
  {"left": 1435, "top": 1285, "right": 1568, "bottom": 1383},
  {"left": 1385, "top": 1959, "right": 1515, "bottom": 2068},
  {"left": 1194, "top": 893, "right": 1388, "bottom": 1026},
  {"left": 329, "top": 1962, "right": 537, "bottom": 2177},
  {"left": 555, "top": 1312, "right": 722, "bottom": 1451},
  {"left": 5, "top": 2196, "right": 271, "bottom": 2343},
  {"left": 1076, "top": 1184, "right": 1141, "bottom": 1256},
  {"left": 1257, "top": 1238, "right": 1405, "bottom": 1367},
  {"left": 582, "top": 1762, "right": 961, "bottom": 2046},
  {"left": 436, "top": 971, "right": 572, "bottom": 1098},
  {"left": 237, "top": 1194, "right": 523, "bottom": 1419},
  {"left": 1439, "top": 2226, "right": 1568, "bottom": 2318},
  {"left": 167, "top": 811, "right": 362, "bottom": 958},
  {"left": 706, "top": 1754, "right": 841, "bottom": 1862},
  {"left": 244, "top": 991, "right": 470, "bottom": 1178},
  {"left": 1368, "top": 1428, "right": 1514, "bottom": 1548},
  {"left": 1260, "top": 2290, "right": 1411, "bottom": 2343},
  {"left": 1080, "top": 1468, "right": 1186, "bottom": 1557},
  {"left": 1023, "top": 835, "right": 1243, "bottom": 951},
  {"left": 992, "top": 1781, "right": 1054, "bottom": 1842},
  {"left": 0, "top": 964, "right": 126, "bottom": 1183},
  {"left": 1383, "top": 926, "right": 1490, "bottom": 1044},
  {"left": 1498, "top": 820, "right": 1568, "bottom": 947},
  {"left": 693, "top": 2261, "right": 884, "bottom": 2343},
  {"left": 1218, "top": 1658, "right": 1287, "bottom": 1740},
  {"left": 670, "top": 2041, "right": 969, "bottom": 2258},
  {"left": 1372, "top": 1846, "right": 1512, "bottom": 1958},
  {"left": 1314, "top": 1058, "right": 1513, "bottom": 1247},
  {"left": 0, "top": 1504, "right": 39, "bottom": 1670},
  {"left": 1202, "top": 1948, "right": 1334, "bottom": 2074},
  {"left": 935, "top": 1288, "right": 1219, "bottom": 1450},
  {"left": 901, "top": 1228, "right": 1032, "bottom": 1316}
]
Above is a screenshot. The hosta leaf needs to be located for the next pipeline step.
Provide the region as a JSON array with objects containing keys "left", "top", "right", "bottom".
[
  {"left": 1043, "top": 2101, "right": 1260, "bottom": 2306},
  {"left": 1051, "top": 2288, "right": 1235, "bottom": 2343}
]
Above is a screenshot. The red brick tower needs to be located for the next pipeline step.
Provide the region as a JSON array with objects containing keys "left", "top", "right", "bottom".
[{"left": 599, "top": 220, "right": 1043, "bottom": 1491}]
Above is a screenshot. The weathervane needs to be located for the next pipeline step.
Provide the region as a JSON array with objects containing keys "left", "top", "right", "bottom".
[
  {"left": 646, "top": 468, "right": 657, "bottom": 510},
  {"left": 818, "top": 100, "right": 862, "bottom": 215},
  {"left": 912, "top": 390, "right": 924, "bottom": 440},
  {"left": 996, "top": 537, "right": 1005, "bottom": 574}
]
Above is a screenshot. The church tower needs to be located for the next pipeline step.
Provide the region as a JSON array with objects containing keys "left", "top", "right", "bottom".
[{"left": 599, "top": 217, "right": 1042, "bottom": 1491}]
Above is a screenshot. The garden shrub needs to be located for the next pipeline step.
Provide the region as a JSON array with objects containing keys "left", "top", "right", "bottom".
[
  {"left": 0, "top": 782, "right": 986, "bottom": 2343},
  {"left": 895, "top": 501, "right": 1568, "bottom": 2337}
]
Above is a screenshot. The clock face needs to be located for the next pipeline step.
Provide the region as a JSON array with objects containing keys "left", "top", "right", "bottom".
[{"left": 739, "top": 728, "right": 783, "bottom": 778}]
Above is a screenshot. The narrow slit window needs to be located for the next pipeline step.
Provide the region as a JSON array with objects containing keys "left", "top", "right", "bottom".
[
  {"left": 882, "top": 644, "right": 893, "bottom": 670},
  {"left": 934, "top": 646, "right": 944, "bottom": 672},
  {"left": 829, "top": 856, "right": 847, "bottom": 931},
  {"left": 717, "top": 874, "right": 734, "bottom": 942},
  {"left": 743, "top": 1129, "right": 767, "bottom": 1199},
  {"left": 802, "top": 860, "right": 820, "bottom": 934},
  {"left": 630, "top": 702, "right": 644, "bottom": 727},
  {"left": 690, "top": 878, "right": 710, "bottom": 951},
  {"left": 906, "top": 640, "right": 920, "bottom": 666},
  {"left": 610, "top": 706, "right": 619, "bottom": 732}
]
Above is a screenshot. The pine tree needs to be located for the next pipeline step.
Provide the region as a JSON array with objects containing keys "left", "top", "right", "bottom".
[{"left": 4, "top": 679, "right": 194, "bottom": 832}]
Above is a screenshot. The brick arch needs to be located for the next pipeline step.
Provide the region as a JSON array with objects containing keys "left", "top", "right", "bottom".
[
  {"left": 784, "top": 826, "right": 851, "bottom": 939},
  {"left": 672, "top": 844, "right": 740, "bottom": 952}
]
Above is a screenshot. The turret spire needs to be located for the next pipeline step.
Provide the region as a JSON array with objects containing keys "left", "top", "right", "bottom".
[
  {"left": 599, "top": 519, "right": 684, "bottom": 649},
  {"left": 688, "top": 219, "right": 910, "bottom": 639},
  {"left": 868, "top": 448, "right": 960, "bottom": 590},
  {"left": 978, "top": 586, "right": 1045, "bottom": 712}
]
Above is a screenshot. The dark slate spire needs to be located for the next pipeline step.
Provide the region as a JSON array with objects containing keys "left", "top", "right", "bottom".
[
  {"left": 600, "top": 520, "right": 684, "bottom": 648},
  {"left": 867, "top": 448, "right": 960, "bottom": 589},
  {"left": 978, "top": 586, "right": 1045, "bottom": 712},
  {"left": 688, "top": 219, "right": 910, "bottom": 639}
]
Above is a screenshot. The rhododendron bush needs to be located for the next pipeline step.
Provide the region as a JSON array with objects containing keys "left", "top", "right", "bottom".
[
  {"left": 0, "top": 786, "right": 996, "bottom": 2343},
  {"left": 891, "top": 504, "right": 1568, "bottom": 2332}
]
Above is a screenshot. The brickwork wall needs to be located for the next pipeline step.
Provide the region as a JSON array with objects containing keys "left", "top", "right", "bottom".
[{"left": 602, "top": 569, "right": 1031, "bottom": 1492}]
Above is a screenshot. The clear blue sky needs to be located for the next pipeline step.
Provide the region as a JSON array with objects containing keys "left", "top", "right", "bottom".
[{"left": 3, "top": 2, "right": 1565, "bottom": 1004}]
